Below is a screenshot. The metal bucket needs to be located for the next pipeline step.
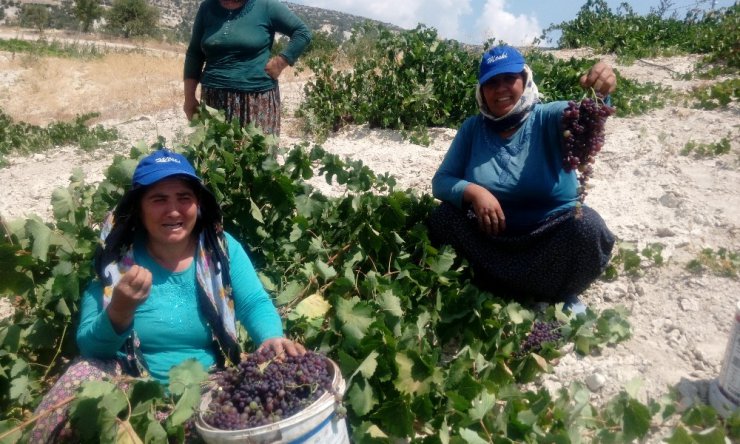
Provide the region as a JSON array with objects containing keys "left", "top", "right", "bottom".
[{"left": 195, "top": 358, "right": 349, "bottom": 443}]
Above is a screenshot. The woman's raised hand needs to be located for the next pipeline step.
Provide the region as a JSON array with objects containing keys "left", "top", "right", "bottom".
[
  {"left": 580, "top": 61, "right": 617, "bottom": 96},
  {"left": 464, "top": 183, "right": 507, "bottom": 236},
  {"left": 258, "top": 337, "right": 306, "bottom": 358},
  {"left": 107, "top": 265, "right": 152, "bottom": 333}
]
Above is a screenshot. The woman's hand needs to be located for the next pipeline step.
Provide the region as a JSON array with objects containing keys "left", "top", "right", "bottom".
[
  {"left": 580, "top": 61, "right": 617, "bottom": 96},
  {"left": 265, "top": 55, "right": 289, "bottom": 80},
  {"left": 258, "top": 337, "right": 306, "bottom": 358},
  {"left": 107, "top": 265, "right": 152, "bottom": 333},
  {"left": 183, "top": 78, "right": 200, "bottom": 121},
  {"left": 183, "top": 97, "right": 200, "bottom": 121},
  {"left": 464, "top": 183, "right": 506, "bottom": 236}
]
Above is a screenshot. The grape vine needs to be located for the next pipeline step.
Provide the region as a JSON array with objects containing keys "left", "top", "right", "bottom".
[{"left": 0, "top": 108, "right": 735, "bottom": 443}]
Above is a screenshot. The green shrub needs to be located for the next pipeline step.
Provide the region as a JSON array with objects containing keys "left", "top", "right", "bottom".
[
  {"left": 544, "top": 0, "right": 739, "bottom": 70},
  {"left": 680, "top": 137, "right": 732, "bottom": 158},
  {"left": 686, "top": 248, "right": 739, "bottom": 278},
  {"left": 298, "top": 26, "right": 669, "bottom": 143},
  {"left": 0, "top": 109, "right": 118, "bottom": 167},
  {"left": 105, "top": 0, "right": 160, "bottom": 39}
]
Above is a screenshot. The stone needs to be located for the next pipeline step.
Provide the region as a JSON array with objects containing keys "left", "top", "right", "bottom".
[
  {"left": 586, "top": 373, "right": 606, "bottom": 392},
  {"left": 656, "top": 227, "right": 676, "bottom": 237}
]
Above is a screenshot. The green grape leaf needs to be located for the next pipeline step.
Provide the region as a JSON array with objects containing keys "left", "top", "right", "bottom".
[
  {"left": 348, "top": 381, "right": 377, "bottom": 416},
  {"left": 168, "top": 359, "right": 208, "bottom": 396},
  {"left": 9, "top": 375, "right": 28, "bottom": 401},
  {"left": 51, "top": 188, "right": 75, "bottom": 223},
  {"left": 370, "top": 398, "right": 413, "bottom": 437},
  {"left": 144, "top": 419, "right": 168, "bottom": 444},
  {"left": 167, "top": 384, "right": 201, "bottom": 427},
  {"left": 468, "top": 390, "right": 496, "bottom": 421},
  {"left": 293, "top": 293, "right": 331, "bottom": 319},
  {"left": 623, "top": 398, "right": 651, "bottom": 441},
  {"left": 79, "top": 380, "right": 117, "bottom": 399},
  {"left": 99, "top": 390, "right": 128, "bottom": 418},
  {"left": 459, "top": 428, "right": 489, "bottom": 444},
  {"left": 275, "top": 281, "right": 303, "bottom": 306},
  {"left": 377, "top": 290, "right": 403, "bottom": 317},
  {"left": 314, "top": 259, "right": 337, "bottom": 281},
  {"left": 25, "top": 216, "right": 51, "bottom": 260},
  {"left": 335, "top": 296, "right": 374, "bottom": 347},
  {"left": 0, "top": 419, "right": 23, "bottom": 444}
]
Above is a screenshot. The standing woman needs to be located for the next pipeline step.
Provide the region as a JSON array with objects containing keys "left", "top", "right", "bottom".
[
  {"left": 429, "top": 45, "right": 617, "bottom": 311},
  {"left": 183, "top": 0, "right": 312, "bottom": 136}
]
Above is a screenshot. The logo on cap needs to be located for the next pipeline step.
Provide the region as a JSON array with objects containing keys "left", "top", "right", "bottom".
[
  {"left": 155, "top": 157, "right": 181, "bottom": 164},
  {"left": 486, "top": 53, "right": 509, "bottom": 65}
]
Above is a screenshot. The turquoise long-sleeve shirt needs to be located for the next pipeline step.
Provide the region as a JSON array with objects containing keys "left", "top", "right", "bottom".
[
  {"left": 184, "top": 0, "right": 311, "bottom": 92},
  {"left": 76, "top": 232, "right": 283, "bottom": 385},
  {"left": 432, "top": 102, "right": 578, "bottom": 232}
]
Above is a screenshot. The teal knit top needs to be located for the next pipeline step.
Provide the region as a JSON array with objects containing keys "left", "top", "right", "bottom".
[
  {"left": 184, "top": 0, "right": 311, "bottom": 92},
  {"left": 77, "top": 232, "right": 283, "bottom": 385}
]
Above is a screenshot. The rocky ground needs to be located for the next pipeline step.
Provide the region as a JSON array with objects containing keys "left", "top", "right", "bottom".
[{"left": 1, "top": 28, "right": 739, "bottom": 438}]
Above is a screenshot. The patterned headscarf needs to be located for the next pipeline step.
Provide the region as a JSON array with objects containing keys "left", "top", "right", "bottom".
[
  {"left": 476, "top": 64, "right": 541, "bottom": 133},
  {"left": 96, "top": 178, "right": 241, "bottom": 377}
]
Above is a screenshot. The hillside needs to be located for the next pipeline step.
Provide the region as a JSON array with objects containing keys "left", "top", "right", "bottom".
[{"left": 3, "top": 0, "right": 404, "bottom": 39}]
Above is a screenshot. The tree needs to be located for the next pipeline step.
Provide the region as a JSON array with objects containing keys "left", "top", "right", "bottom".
[
  {"left": 105, "top": 0, "right": 160, "bottom": 38},
  {"left": 20, "top": 4, "right": 50, "bottom": 34},
  {"left": 74, "top": 0, "right": 103, "bottom": 32}
]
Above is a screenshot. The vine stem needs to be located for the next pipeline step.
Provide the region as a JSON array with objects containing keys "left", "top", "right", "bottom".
[
  {"left": 0, "top": 395, "right": 75, "bottom": 440},
  {"left": 327, "top": 243, "right": 351, "bottom": 265},
  {"left": 115, "top": 417, "right": 139, "bottom": 442},
  {"left": 0, "top": 216, "right": 13, "bottom": 246},
  {"left": 42, "top": 322, "right": 68, "bottom": 381},
  {"left": 283, "top": 276, "right": 317, "bottom": 311},
  {"left": 479, "top": 419, "right": 493, "bottom": 442}
]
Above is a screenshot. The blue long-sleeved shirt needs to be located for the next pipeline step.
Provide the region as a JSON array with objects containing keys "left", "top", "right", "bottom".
[
  {"left": 77, "top": 232, "right": 283, "bottom": 384},
  {"left": 432, "top": 102, "right": 578, "bottom": 232},
  {"left": 184, "top": 0, "right": 312, "bottom": 92}
]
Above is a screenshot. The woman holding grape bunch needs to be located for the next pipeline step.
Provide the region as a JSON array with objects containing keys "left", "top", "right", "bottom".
[
  {"left": 31, "top": 149, "right": 305, "bottom": 441},
  {"left": 429, "top": 45, "right": 617, "bottom": 312}
]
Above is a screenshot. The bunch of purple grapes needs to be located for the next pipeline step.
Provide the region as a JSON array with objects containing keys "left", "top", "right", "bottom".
[
  {"left": 203, "top": 349, "right": 334, "bottom": 430},
  {"left": 561, "top": 96, "right": 616, "bottom": 213},
  {"left": 517, "top": 320, "right": 563, "bottom": 357}
]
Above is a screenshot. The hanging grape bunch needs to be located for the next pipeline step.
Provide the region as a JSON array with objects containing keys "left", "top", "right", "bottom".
[
  {"left": 203, "top": 349, "right": 334, "bottom": 430},
  {"left": 561, "top": 93, "right": 616, "bottom": 217}
]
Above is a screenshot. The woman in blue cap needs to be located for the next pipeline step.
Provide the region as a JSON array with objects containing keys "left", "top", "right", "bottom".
[
  {"left": 429, "top": 45, "right": 617, "bottom": 311},
  {"left": 31, "top": 149, "right": 303, "bottom": 441}
]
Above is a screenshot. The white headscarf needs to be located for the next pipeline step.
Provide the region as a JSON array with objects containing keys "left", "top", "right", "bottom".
[{"left": 476, "top": 64, "right": 541, "bottom": 132}]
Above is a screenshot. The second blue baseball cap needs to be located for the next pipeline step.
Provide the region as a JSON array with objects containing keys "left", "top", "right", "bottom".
[
  {"left": 478, "top": 45, "right": 525, "bottom": 85},
  {"left": 132, "top": 149, "right": 200, "bottom": 188}
]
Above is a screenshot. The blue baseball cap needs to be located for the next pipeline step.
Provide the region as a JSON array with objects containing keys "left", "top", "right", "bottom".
[
  {"left": 478, "top": 45, "right": 525, "bottom": 85},
  {"left": 132, "top": 149, "right": 200, "bottom": 188}
]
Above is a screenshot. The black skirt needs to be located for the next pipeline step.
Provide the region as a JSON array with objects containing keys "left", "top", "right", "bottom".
[{"left": 427, "top": 202, "right": 615, "bottom": 303}]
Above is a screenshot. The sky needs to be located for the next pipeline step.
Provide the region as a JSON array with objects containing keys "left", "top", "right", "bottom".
[{"left": 289, "top": 0, "right": 737, "bottom": 46}]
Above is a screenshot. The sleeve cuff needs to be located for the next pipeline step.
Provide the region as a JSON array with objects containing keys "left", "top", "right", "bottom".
[
  {"left": 97, "top": 311, "right": 133, "bottom": 340},
  {"left": 278, "top": 53, "right": 294, "bottom": 66}
]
